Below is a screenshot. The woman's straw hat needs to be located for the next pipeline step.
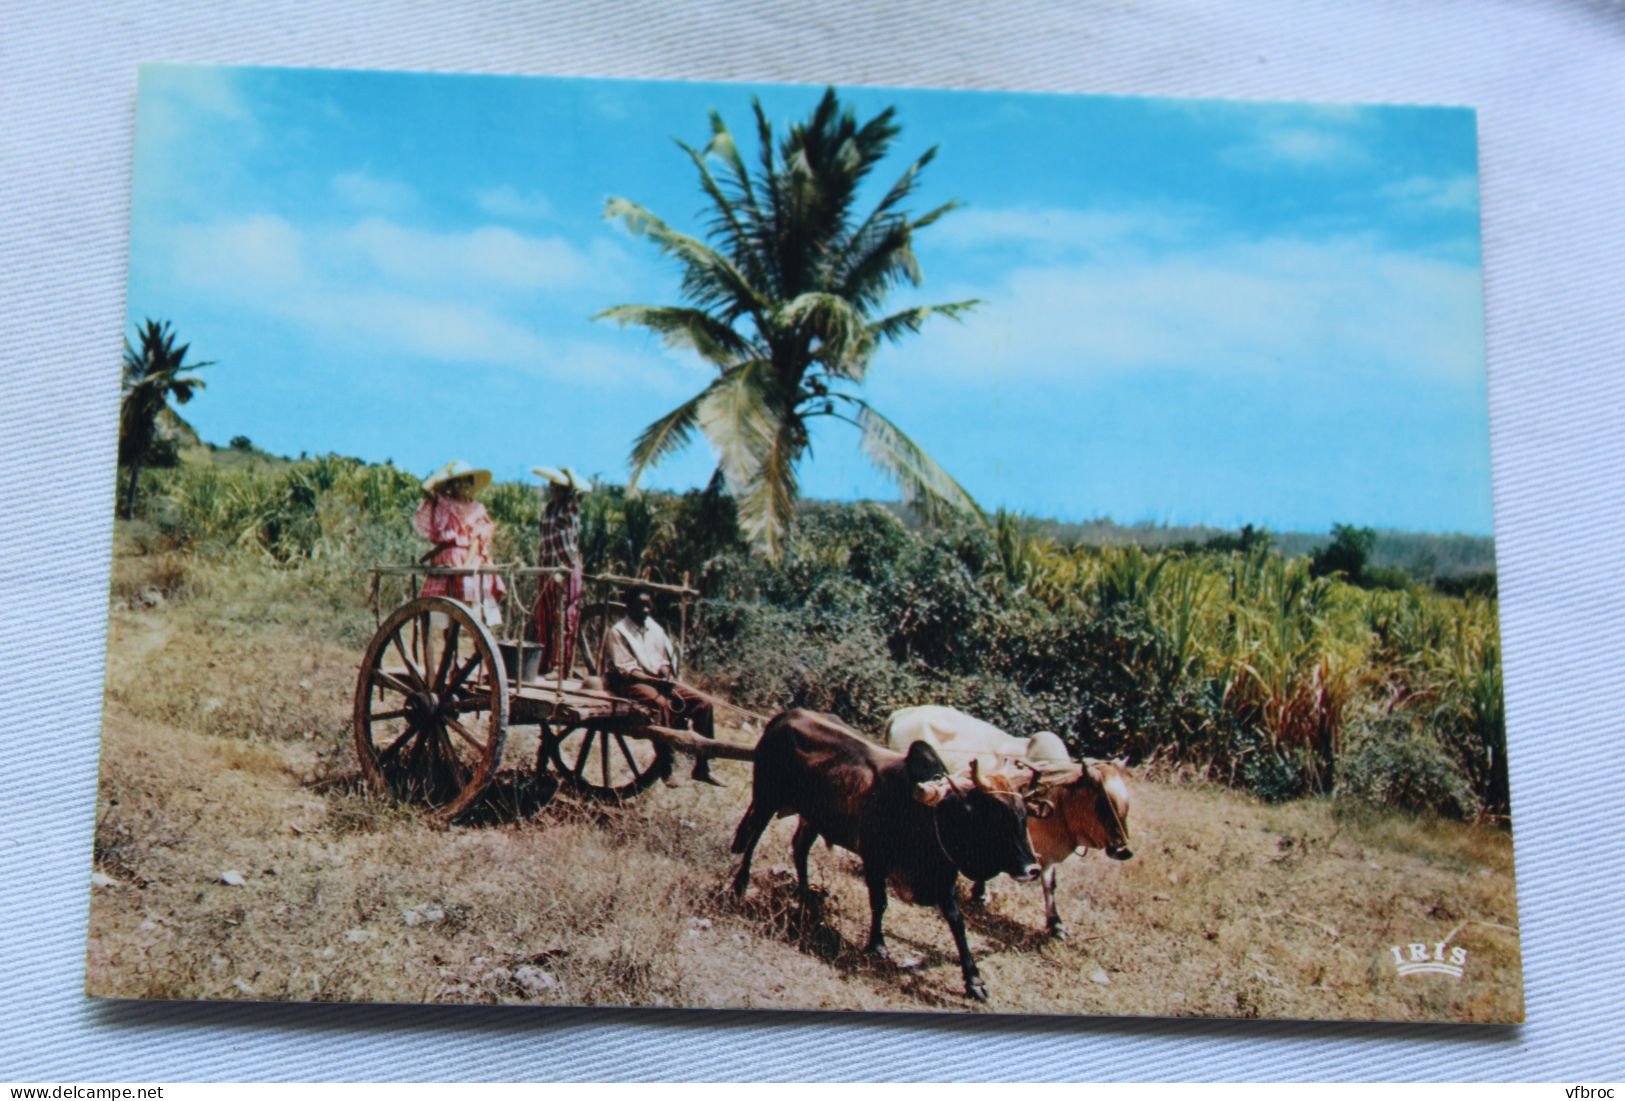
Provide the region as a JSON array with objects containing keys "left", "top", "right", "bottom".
[
  {"left": 531, "top": 465, "right": 587, "bottom": 492},
  {"left": 422, "top": 459, "right": 492, "bottom": 494}
]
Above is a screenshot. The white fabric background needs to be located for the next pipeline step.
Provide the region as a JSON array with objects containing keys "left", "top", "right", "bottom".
[{"left": 3, "top": 0, "right": 1622, "bottom": 1081}]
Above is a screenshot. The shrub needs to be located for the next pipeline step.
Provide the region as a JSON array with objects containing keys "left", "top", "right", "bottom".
[
  {"left": 1310, "top": 523, "right": 1375, "bottom": 583},
  {"left": 1337, "top": 716, "right": 1479, "bottom": 819},
  {"left": 1433, "top": 570, "right": 1498, "bottom": 599}
]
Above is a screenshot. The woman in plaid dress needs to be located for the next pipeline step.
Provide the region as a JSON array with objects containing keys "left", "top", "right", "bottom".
[{"left": 530, "top": 466, "right": 586, "bottom": 677}]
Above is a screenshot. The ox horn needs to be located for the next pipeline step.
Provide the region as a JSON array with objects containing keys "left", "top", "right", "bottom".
[
  {"left": 1026, "top": 766, "right": 1043, "bottom": 793},
  {"left": 971, "top": 759, "right": 992, "bottom": 793}
]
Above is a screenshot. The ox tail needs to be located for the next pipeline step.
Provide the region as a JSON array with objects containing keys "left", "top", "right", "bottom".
[{"left": 730, "top": 803, "right": 759, "bottom": 854}]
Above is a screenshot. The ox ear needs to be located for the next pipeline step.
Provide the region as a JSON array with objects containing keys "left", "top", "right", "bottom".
[
  {"left": 904, "top": 740, "right": 949, "bottom": 785},
  {"left": 1112, "top": 756, "right": 1128, "bottom": 770}
]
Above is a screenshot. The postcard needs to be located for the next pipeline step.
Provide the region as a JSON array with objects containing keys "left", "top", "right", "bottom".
[{"left": 89, "top": 64, "right": 1518, "bottom": 1021}]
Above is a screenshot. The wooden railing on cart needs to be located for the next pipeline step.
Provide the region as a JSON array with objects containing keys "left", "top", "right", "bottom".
[{"left": 367, "top": 564, "right": 699, "bottom": 706}]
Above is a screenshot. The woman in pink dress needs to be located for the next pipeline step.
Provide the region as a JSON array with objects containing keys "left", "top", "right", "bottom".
[{"left": 413, "top": 460, "right": 506, "bottom": 626}]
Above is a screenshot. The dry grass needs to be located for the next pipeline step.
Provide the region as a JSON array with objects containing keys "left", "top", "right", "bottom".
[{"left": 86, "top": 603, "right": 1522, "bottom": 1021}]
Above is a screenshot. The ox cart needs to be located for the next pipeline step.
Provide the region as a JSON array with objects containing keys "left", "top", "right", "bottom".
[{"left": 353, "top": 564, "right": 753, "bottom": 819}]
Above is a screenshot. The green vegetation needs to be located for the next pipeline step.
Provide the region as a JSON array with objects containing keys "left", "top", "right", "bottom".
[
  {"left": 120, "top": 445, "right": 1509, "bottom": 823},
  {"left": 600, "top": 88, "right": 980, "bottom": 560}
]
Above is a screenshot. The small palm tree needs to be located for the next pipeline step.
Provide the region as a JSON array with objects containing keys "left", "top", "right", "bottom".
[
  {"left": 600, "top": 88, "right": 982, "bottom": 559},
  {"left": 119, "top": 319, "right": 213, "bottom": 519}
]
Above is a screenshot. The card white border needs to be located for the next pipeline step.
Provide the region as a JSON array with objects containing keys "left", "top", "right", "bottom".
[{"left": 5, "top": 0, "right": 1623, "bottom": 1080}]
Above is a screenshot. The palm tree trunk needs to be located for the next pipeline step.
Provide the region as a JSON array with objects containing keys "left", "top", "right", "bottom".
[{"left": 121, "top": 459, "right": 141, "bottom": 520}]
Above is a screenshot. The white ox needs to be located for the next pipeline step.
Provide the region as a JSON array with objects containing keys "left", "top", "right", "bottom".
[
  {"left": 884, "top": 704, "right": 1071, "bottom": 774},
  {"left": 885, "top": 705, "right": 1133, "bottom": 939}
]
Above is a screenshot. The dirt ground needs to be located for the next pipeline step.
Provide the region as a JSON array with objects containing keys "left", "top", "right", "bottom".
[{"left": 85, "top": 605, "right": 1523, "bottom": 1022}]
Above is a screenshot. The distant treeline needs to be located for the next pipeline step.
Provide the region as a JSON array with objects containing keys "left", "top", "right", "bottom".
[
  {"left": 869, "top": 505, "right": 1498, "bottom": 592},
  {"left": 995, "top": 515, "right": 1494, "bottom": 580}
]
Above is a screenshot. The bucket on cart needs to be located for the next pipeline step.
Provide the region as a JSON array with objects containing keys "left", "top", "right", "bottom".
[{"left": 498, "top": 640, "right": 545, "bottom": 684}]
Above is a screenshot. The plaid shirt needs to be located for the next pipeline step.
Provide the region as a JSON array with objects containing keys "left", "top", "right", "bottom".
[{"left": 537, "top": 495, "right": 581, "bottom": 569}]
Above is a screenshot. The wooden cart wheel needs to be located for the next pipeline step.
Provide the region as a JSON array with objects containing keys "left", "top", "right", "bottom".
[
  {"left": 546, "top": 720, "right": 672, "bottom": 800},
  {"left": 353, "top": 596, "right": 509, "bottom": 820}
]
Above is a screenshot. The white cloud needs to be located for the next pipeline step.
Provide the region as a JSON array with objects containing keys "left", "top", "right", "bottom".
[
  {"left": 158, "top": 213, "right": 680, "bottom": 388},
  {"left": 1379, "top": 174, "right": 1479, "bottom": 213},
  {"left": 175, "top": 215, "right": 305, "bottom": 288},
  {"left": 899, "top": 233, "right": 1484, "bottom": 387},
  {"left": 1225, "top": 125, "right": 1369, "bottom": 170},
  {"left": 475, "top": 185, "right": 555, "bottom": 221},
  {"left": 332, "top": 171, "right": 418, "bottom": 212},
  {"left": 341, "top": 219, "right": 625, "bottom": 292}
]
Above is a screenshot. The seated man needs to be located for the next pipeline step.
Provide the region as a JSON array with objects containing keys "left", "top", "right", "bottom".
[{"left": 605, "top": 585, "right": 722, "bottom": 786}]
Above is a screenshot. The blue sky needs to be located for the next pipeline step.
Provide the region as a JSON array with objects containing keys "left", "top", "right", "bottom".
[{"left": 126, "top": 65, "right": 1491, "bottom": 534}]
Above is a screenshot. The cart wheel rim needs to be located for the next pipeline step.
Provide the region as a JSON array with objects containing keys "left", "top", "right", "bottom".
[{"left": 353, "top": 595, "right": 509, "bottom": 819}]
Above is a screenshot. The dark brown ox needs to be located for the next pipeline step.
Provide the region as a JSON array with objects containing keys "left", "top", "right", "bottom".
[
  {"left": 730, "top": 708, "right": 1043, "bottom": 1002},
  {"left": 973, "top": 758, "right": 1133, "bottom": 939}
]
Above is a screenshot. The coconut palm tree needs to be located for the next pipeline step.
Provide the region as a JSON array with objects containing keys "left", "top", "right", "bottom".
[
  {"left": 599, "top": 87, "right": 982, "bottom": 559},
  {"left": 119, "top": 319, "right": 213, "bottom": 519}
]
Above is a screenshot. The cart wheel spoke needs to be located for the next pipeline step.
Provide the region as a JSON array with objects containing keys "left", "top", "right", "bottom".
[
  {"left": 446, "top": 652, "right": 482, "bottom": 695},
  {"left": 614, "top": 732, "right": 642, "bottom": 776},
  {"left": 572, "top": 729, "right": 596, "bottom": 776},
  {"left": 433, "top": 618, "right": 461, "bottom": 691},
  {"left": 435, "top": 726, "right": 471, "bottom": 790},
  {"left": 377, "top": 721, "right": 420, "bottom": 766},
  {"left": 390, "top": 631, "right": 427, "bottom": 692},
  {"left": 372, "top": 669, "right": 416, "bottom": 698},
  {"left": 600, "top": 728, "right": 612, "bottom": 789},
  {"left": 445, "top": 715, "right": 486, "bottom": 755}
]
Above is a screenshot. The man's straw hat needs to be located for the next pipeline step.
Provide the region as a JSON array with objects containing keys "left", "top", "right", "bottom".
[
  {"left": 531, "top": 465, "right": 587, "bottom": 492},
  {"left": 422, "top": 459, "right": 492, "bottom": 495}
]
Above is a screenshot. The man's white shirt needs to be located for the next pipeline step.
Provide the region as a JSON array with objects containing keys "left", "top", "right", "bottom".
[{"left": 608, "top": 615, "right": 675, "bottom": 676}]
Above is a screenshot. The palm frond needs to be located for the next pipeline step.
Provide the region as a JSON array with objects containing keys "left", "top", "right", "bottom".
[
  {"left": 603, "top": 197, "right": 766, "bottom": 318},
  {"left": 168, "top": 377, "right": 205, "bottom": 404},
  {"left": 908, "top": 199, "right": 960, "bottom": 232},
  {"left": 866, "top": 300, "right": 981, "bottom": 347},
  {"left": 628, "top": 387, "right": 710, "bottom": 492},
  {"left": 744, "top": 415, "right": 802, "bottom": 561},
  {"left": 695, "top": 359, "right": 802, "bottom": 558},
  {"left": 677, "top": 138, "right": 764, "bottom": 287},
  {"left": 702, "top": 110, "right": 764, "bottom": 233},
  {"left": 831, "top": 147, "right": 936, "bottom": 279},
  {"left": 696, "top": 359, "right": 779, "bottom": 499},
  {"left": 836, "top": 394, "right": 983, "bottom": 525},
  {"left": 596, "top": 304, "right": 754, "bottom": 365},
  {"left": 777, "top": 292, "right": 872, "bottom": 377}
]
